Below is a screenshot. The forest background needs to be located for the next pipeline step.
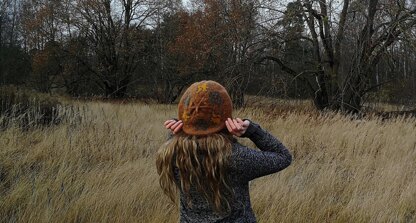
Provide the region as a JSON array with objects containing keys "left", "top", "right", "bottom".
[
  {"left": 1, "top": 0, "right": 416, "bottom": 112},
  {"left": 1, "top": 1, "right": 416, "bottom": 222}
]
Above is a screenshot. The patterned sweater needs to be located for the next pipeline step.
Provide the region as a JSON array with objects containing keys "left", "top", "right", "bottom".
[{"left": 173, "top": 121, "right": 292, "bottom": 223}]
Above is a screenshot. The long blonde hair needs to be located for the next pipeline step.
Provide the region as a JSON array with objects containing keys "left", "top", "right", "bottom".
[{"left": 156, "top": 131, "right": 234, "bottom": 213}]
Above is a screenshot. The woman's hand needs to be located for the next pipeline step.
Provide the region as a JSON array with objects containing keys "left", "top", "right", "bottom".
[
  {"left": 225, "top": 118, "right": 250, "bottom": 137},
  {"left": 164, "top": 119, "right": 183, "bottom": 134}
]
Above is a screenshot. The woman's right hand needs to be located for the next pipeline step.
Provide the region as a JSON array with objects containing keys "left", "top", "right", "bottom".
[
  {"left": 225, "top": 118, "right": 250, "bottom": 137},
  {"left": 164, "top": 119, "right": 183, "bottom": 134}
]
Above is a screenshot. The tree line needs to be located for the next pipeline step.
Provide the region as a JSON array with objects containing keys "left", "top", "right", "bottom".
[{"left": 1, "top": 0, "right": 416, "bottom": 112}]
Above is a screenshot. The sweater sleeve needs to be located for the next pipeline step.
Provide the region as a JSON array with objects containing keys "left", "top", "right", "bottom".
[{"left": 232, "top": 121, "right": 292, "bottom": 182}]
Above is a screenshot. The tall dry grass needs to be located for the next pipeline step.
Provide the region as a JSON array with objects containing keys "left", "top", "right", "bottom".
[{"left": 0, "top": 100, "right": 415, "bottom": 222}]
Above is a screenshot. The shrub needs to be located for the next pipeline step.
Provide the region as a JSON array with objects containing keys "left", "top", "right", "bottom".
[{"left": 0, "top": 86, "right": 62, "bottom": 129}]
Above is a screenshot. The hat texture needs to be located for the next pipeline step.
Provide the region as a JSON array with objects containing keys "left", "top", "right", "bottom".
[{"left": 178, "top": 80, "right": 232, "bottom": 135}]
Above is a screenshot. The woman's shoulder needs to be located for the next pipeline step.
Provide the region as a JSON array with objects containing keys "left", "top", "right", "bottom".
[{"left": 230, "top": 141, "right": 256, "bottom": 159}]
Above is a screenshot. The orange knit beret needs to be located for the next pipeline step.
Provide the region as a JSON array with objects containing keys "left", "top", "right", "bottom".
[{"left": 178, "top": 80, "right": 233, "bottom": 135}]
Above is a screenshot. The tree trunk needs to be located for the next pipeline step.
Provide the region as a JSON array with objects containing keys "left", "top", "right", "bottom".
[
  {"left": 313, "top": 71, "right": 330, "bottom": 110},
  {"left": 104, "top": 79, "right": 129, "bottom": 98},
  {"left": 230, "top": 88, "right": 245, "bottom": 108},
  {"left": 339, "top": 74, "right": 363, "bottom": 113}
]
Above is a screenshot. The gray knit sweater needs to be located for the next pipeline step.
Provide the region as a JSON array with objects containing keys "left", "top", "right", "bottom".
[{"left": 173, "top": 121, "right": 292, "bottom": 223}]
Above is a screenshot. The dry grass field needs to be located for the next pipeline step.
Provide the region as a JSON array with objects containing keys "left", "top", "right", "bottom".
[{"left": 1, "top": 99, "right": 415, "bottom": 222}]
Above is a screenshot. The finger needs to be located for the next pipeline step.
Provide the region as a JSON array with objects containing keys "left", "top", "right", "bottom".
[
  {"left": 236, "top": 118, "right": 246, "bottom": 127},
  {"left": 225, "top": 120, "right": 233, "bottom": 133},
  {"left": 236, "top": 118, "right": 243, "bottom": 124},
  {"left": 237, "top": 118, "right": 249, "bottom": 128},
  {"left": 227, "top": 118, "right": 237, "bottom": 130},
  {"left": 233, "top": 119, "right": 242, "bottom": 131},
  {"left": 165, "top": 123, "right": 174, "bottom": 129},
  {"left": 173, "top": 123, "right": 183, "bottom": 134},
  {"left": 164, "top": 120, "right": 174, "bottom": 126},
  {"left": 167, "top": 121, "right": 178, "bottom": 129},
  {"left": 170, "top": 120, "right": 182, "bottom": 130},
  {"left": 165, "top": 120, "right": 176, "bottom": 129}
]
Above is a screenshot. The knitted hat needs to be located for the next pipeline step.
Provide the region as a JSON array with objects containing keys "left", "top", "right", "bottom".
[{"left": 178, "top": 80, "right": 233, "bottom": 135}]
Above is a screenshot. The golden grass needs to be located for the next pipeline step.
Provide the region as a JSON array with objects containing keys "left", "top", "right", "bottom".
[{"left": 1, "top": 101, "right": 415, "bottom": 222}]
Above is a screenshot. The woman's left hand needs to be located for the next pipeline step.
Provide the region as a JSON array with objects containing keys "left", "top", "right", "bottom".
[{"left": 164, "top": 119, "right": 183, "bottom": 134}]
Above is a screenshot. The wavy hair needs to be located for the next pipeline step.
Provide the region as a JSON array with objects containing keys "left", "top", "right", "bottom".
[{"left": 156, "top": 131, "right": 234, "bottom": 213}]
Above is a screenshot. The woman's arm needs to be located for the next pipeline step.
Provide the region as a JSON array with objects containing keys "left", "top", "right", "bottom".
[{"left": 230, "top": 120, "right": 292, "bottom": 182}]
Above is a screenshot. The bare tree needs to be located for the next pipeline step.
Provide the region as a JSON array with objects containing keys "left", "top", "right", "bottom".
[
  {"left": 72, "top": 0, "right": 179, "bottom": 98},
  {"left": 170, "top": 0, "right": 259, "bottom": 106},
  {"left": 259, "top": 0, "right": 416, "bottom": 112}
]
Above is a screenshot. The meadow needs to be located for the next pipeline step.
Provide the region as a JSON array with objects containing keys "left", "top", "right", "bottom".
[{"left": 0, "top": 98, "right": 415, "bottom": 222}]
